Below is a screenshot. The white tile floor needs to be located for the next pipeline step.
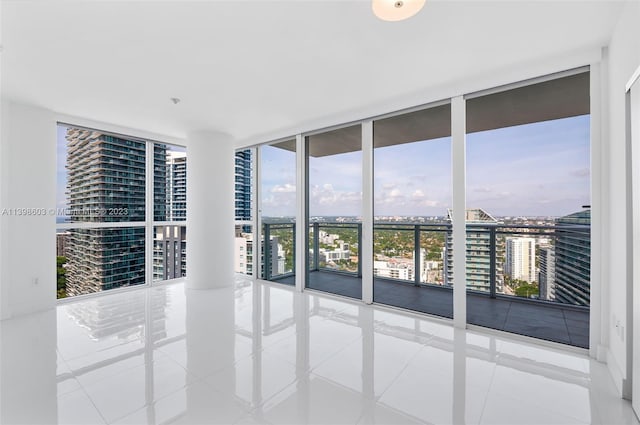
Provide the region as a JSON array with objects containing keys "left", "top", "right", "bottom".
[{"left": 1, "top": 276, "right": 639, "bottom": 425}]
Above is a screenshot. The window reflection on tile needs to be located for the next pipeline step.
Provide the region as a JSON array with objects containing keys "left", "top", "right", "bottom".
[{"left": 0, "top": 277, "right": 637, "bottom": 425}]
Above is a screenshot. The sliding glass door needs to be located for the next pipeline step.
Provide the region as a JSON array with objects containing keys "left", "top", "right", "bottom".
[
  {"left": 372, "top": 103, "right": 453, "bottom": 318},
  {"left": 260, "top": 140, "right": 297, "bottom": 284},
  {"left": 305, "top": 125, "right": 362, "bottom": 299},
  {"left": 465, "top": 71, "right": 591, "bottom": 347}
]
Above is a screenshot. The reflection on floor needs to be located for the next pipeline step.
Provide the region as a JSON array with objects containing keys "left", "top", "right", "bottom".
[
  {"left": 273, "top": 271, "right": 589, "bottom": 348},
  {"left": 5, "top": 277, "right": 634, "bottom": 424}
]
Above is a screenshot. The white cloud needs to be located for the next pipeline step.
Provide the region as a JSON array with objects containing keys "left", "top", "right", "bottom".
[
  {"left": 271, "top": 183, "right": 296, "bottom": 193},
  {"left": 309, "top": 184, "right": 362, "bottom": 214},
  {"left": 389, "top": 188, "right": 403, "bottom": 198}
]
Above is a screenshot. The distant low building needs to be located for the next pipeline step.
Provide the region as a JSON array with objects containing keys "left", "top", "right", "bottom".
[
  {"left": 374, "top": 248, "right": 427, "bottom": 283},
  {"left": 318, "top": 230, "right": 340, "bottom": 245},
  {"left": 321, "top": 242, "right": 351, "bottom": 263},
  {"left": 374, "top": 259, "right": 413, "bottom": 281}
]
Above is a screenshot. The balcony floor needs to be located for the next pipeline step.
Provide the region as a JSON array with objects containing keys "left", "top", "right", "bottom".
[{"left": 274, "top": 270, "right": 589, "bottom": 349}]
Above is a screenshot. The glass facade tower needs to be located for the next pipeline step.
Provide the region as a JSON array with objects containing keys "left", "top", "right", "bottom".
[
  {"left": 65, "top": 128, "right": 166, "bottom": 296},
  {"left": 554, "top": 209, "right": 591, "bottom": 306},
  {"left": 235, "top": 149, "right": 252, "bottom": 220},
  {"left": 445, "top": 208, "right": 501, "bottom": 292}
]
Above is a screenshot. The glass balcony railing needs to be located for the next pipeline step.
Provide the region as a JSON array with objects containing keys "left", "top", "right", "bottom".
[
  {"left": 308, "top": 222, "right": 361, "bottom": 276},
  {"left": 262, "top": 222, "right": 295, "bottom": 281},
  {"left": 298, "top": 220, "right": 590, "bottom": 308},
  {"left": 374, "top": 223, "right": 450, "bottom": 287},
  {"left": 258, "top": 219, "right": 590, "bottom": 346}
]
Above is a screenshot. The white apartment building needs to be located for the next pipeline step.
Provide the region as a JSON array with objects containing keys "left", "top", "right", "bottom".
[
  {"left": 235, "top": 233, "right": 284, "bottom": 277},
  {"left": 505, "top": 237, "right": 537, "bottom": 283},
  {"left": 318, "top": 230, "right": 340, "bottom": 245},
  {"left": 374, "top": 249, "right": 427, "bottom": 282},
  {"left": 320, "top": 242, "right": 351, "bottom": 262}
]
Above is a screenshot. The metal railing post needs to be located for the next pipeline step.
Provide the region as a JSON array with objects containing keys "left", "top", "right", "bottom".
[
  {"left": 313, "top": 222, "right": 319, "bottom": 271},
  {"left": 489, "top": 226, "right": 496, "bottom": 298},
  {"left": 414, "top": 225, "right": 421, "bottom": 286},
  {"left": 357, "top": 223, "right": 363, "bottom": 277},
  {"left": 264, "top": 223, "right": 271, "bottom": 280},
  {"left": 292, "top": 223, "right": 296, "bottom": 274}
]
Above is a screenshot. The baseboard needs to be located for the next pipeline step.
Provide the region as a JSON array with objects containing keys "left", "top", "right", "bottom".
[{"left": 606, "top": 348, "right": 628, "bottom": 398}]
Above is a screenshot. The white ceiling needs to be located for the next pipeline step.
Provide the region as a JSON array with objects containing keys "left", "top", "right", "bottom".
[{"left": 1, "top": 0, "right": 625, "bottom": 144}]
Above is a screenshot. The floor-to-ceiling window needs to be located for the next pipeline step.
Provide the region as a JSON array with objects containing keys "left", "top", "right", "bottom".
[
  {"left": 56, "top": 124, "right": 187, "bottom": 299},
  {"left": 260, "top": 140, "right": 297, "bottom": 284},
  {"left": 372, "top": 103, "right": 453, "bottom": 318},
  {"left": 153, "top": 143, "right": 187, "bottom": 282},
  {"left": 464, "top": 70, "right": 591, "bottom": 347},
  {"left": 243, "top": 68, "right": 594, "bottom": 349},
  {"left": 305, "top": 125, "right": 362, "bottom": 299}
]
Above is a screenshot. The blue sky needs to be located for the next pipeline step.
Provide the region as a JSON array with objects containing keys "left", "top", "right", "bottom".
[
  {"left": 260, "top": 145, "right": 297, "bottom": 217},
  {"left": 466, "top": 115, "right": 590, "bottom": 216},
  {"left": 59, "top": 114, "right": 590, "bottom": 219},
  {"left": 260, "top": 115, "right": 590, "bottom": 218}
]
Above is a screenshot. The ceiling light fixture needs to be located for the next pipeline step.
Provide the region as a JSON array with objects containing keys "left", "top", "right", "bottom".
[{"left": 372, "top": 0, "right": 425, "bottom": 21}]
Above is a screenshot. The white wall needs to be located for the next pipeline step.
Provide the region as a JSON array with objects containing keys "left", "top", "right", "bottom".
[
  {"left": 604, "top": 0, "right": 640, "bottom": 397},
  {"left": 0, "top": 101, "right": 57, "bottom": 319}
]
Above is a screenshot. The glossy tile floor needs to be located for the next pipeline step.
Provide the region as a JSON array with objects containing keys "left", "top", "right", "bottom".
[{"left": 1, "top": 277, "right": 638, "bottom": 425}]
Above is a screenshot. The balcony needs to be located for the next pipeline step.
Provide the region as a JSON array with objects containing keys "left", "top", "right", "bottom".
[{"left": 263, "top": 221, "right": 590, "bottom": 349}]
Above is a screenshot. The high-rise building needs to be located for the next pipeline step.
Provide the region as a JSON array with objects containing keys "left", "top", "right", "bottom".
[
  {"left": 554, "top": 209, "right": 591, "bottom": 306},
  {"left": 232, "top": 150, "right": 254, "bottom": 276},
  {"left": 234, "top": 233, "right": 254, "bottom": 276},
  {"left": 235, "top": 149, "right": 252, "bottom": 220},
  {"left": 166, "top": 151, "right": 187, "bottom": 221},
  {"left": 445, "top": 208, "right": 502, "bottom": 292},
  {"left": 153, "top": 225, "right": 187, "bottom": 281},
  {"left": 65, "top": 128, "right": 165, "bottom": 296},
  {"left": 153, "top": 150, "right": 188, "bottom": 280},
  {"left": 505, "top": 237, "right": 536, "bottom": 283},
  {"left": 538, "top": 245, "right": 556, "bottom": 301},
  {"left": 234, "top": 229, "right": 283, "bottom": 278}
]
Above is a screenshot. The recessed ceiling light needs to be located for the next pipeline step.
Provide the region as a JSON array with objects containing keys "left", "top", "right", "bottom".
[{"left": 372, "top": 0, "right": 425, "bottom": 22}]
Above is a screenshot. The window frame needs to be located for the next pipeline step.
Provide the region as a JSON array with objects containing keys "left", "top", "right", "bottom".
[{"left": 56, "top": 122, "right": 187, "bottom": 303}]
